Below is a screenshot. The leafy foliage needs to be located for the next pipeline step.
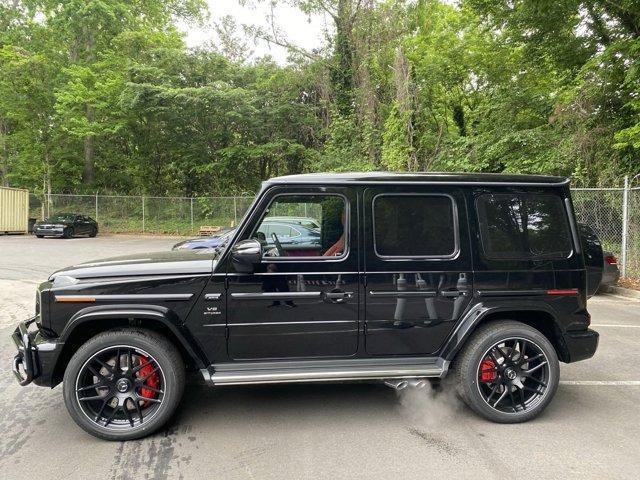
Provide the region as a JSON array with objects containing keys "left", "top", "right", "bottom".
[{"left": 1, "top": 0, "right": 639, "bottom": 195}]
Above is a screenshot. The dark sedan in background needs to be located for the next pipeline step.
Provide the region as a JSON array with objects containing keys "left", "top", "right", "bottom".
[{"left": 33, "top": 213, "right": 98, "bottom": 239}]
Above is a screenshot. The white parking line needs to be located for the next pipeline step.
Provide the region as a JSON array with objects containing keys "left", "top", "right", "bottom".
[
  {"left": 560, "top": 380, "right": 640, "bottom": 386},
  {"left": 591, "top": 324, "right": 640, "bottom": 328}
]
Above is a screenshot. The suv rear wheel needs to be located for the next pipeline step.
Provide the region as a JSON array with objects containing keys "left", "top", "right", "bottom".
[
  {"left": 453, "top": 320, "right": 559, "bottom": 423},
  {"left": 62, "top": 328, "right": 185, "bottom": 441}
]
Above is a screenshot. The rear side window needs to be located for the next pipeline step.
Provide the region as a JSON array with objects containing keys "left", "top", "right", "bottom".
[
  {"left": 476, "top": 193, "right": 572, "bottom": 259},
  {"left": 373, "top": 194, "right": 457, "bottom": 258}
]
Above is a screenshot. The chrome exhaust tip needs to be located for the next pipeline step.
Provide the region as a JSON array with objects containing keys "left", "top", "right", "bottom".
[
  {"left": 407, "top": 378, "right": 429, "bottom": 389},
  {"left": 384, "top": 379, "right": 409, "bottom": 391}
]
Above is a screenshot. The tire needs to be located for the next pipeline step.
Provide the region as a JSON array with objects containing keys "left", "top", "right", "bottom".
[
  {"left": 89, "top": 227, "right": 98, "bottom": 238},
  {"left": 453, "top": 320, "right": 559, "bottom": 423},
  {"left": 36, "top": 235, "right": 44, "bottom": 238},
  {"left": 63, "top": 328, "right": 185, "bottom": 441},
  {"left": 63, "top": 227, "right": 74, "bottom": 239}
]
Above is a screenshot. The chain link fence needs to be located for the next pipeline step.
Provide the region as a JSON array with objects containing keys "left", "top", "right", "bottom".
[
  {"left": 572, "top": 183, "right": 640, "bottom": 279},
  {"left": 627, "top": 187, "right": 640, "bottom": 279},
  {"left": 27, "top": 180, "right": 640, "bottom": 279},
  {"left": 29, "top": 194, "right": 255, "bottom": 236}
]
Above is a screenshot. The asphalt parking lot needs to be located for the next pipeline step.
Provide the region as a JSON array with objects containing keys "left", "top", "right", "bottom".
[{"left": 1, "top": 235, "right": 639, "bottom": 479}]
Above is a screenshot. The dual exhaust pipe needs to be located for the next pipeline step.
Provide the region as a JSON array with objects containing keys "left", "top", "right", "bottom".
[{"left": 383, "top": 378, "right": 429, "bottom": 391}]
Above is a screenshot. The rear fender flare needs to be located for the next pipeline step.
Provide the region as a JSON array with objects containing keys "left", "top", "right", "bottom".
[{"left": 441, "top": 301, "right": 561, "bottom": 362}]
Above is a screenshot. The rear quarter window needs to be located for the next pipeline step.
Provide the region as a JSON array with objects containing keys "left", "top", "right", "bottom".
[{"left": 476, "top": 193, "right": 573, "bottom": 259}]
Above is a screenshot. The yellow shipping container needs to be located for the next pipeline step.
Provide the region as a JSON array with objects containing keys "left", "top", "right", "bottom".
[{"left": 0, "top": 186, "right": 29, "bottom": 234}]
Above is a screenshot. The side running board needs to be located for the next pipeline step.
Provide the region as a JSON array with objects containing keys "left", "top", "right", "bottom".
[{"left": 201, "top": 357, "right": 448, "bottom": 385}]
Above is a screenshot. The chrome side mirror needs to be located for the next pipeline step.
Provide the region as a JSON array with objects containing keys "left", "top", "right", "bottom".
[{"left": 231, "top": 239, "right": 262, "bottom": 273}]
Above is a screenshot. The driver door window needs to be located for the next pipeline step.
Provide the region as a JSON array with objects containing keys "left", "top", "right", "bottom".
[{"left": 251, "top": 195, "right": 347, "bottom": 259}]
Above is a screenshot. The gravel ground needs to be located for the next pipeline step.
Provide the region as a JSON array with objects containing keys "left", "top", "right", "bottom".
[{"left": 1, "top": 235, "right": 639, "bottom": 480}]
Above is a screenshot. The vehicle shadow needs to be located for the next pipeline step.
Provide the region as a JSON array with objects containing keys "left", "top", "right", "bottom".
[{"left": 174, "top": 381, "right": 397, "bottom": 423}]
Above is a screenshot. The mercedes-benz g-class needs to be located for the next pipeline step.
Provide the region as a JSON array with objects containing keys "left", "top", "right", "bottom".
[{"left": 12, "top": 173, "right": 599, "bottom": 440}]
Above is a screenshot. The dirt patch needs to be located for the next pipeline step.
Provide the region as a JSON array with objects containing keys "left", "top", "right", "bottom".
[{"left": 618, "top": 277, "right": 640, "bottom": 291}]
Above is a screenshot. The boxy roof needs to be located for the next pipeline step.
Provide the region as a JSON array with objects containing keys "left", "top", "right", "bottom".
[{"left": 266, "top": 172, "right": 569, "bottom": 186}]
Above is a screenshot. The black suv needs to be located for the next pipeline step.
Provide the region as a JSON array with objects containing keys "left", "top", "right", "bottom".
[{"left": 12, "top": 173, "right": 599, "bottom": 440}]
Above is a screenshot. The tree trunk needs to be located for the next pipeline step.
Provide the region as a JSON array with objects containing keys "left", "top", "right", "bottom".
[
  {"left": 393, "top": 48, "right": 417, "bottom": 171},
  {"left": 331, "top": 0, "right": 356, "bottom": 116},
  {"left": 452, "top": 103, "right": 466, "bottom": 137},
  {"left": 43, "top": 150, "right": 52, "bottom": 219},
  {"left": 83, "top": 104, "right": 95, "bottom": 184},
  {"left": 81, "top": 27, "right": 96, "bottom": 185}
]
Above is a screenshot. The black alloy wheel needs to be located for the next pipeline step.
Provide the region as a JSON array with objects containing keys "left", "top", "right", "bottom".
[
  {"left": 63, "top": 227, "right": 74, "bottom": 239},
  {"left": 63, "top": 329, "right": 185, "bottom": 440},
  {"left": 74, "top": 346, "right": 165, "bottom": 431},
  {"left": 476, "top": 338, "right": 550, "bottom": 413},
  {"left": 89, "top": 227, "right": 98, "bottom": 237},
  {"left": 454, "top": 320, "right": 559, "bottom": 423}
]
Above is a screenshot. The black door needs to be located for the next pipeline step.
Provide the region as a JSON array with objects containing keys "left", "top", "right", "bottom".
[
  {"left": 363, "top": 187, "right": 473, "bottom": 355},
  {"left": 225, "top": 186, "right": 360, "bottom": 360},
  {"left": 75, "top": 215, "right": 89, "bottom": 234}
]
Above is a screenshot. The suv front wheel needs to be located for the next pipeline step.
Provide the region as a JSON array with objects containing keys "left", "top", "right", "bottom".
[
  {"left": 63, "top": 328, "right": 185, "bottom": 440},
  {"left": 454, "top": 320, "right": 560, "bottom": 423}
]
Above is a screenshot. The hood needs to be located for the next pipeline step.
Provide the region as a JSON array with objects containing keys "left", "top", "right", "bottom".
[{"left": 49, "top": 249, "right": 216, "bottom": 280}]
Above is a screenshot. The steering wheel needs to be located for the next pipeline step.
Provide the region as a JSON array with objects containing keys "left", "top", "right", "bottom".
[{"left": 271, "top": 232, "right": 285, "bottom": 256}]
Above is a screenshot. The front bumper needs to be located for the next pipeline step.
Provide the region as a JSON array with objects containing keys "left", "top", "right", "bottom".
[
  {"left": 33, "top": 227, "right": 64, "bottom": 237},
  {"left": 561, "top": 328, "right": 599, "bottom": 363},
  {"left": 12, "top": 316, "right": 64, "bottom": 387}
]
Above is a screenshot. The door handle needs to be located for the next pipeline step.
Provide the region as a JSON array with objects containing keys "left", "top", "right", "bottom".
[
  {"left": 324, "top": 291, "right": 353, "bottom": 303},
  {"left": 440, "top": 291, "right": 467, "bottom": 297},
  {"left": 325, "top": 291, "right": 353, "bottom": 299}
]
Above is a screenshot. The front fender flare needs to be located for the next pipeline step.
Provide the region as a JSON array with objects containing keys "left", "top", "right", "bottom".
[{"left": 60, "top": 304, "right": 207, "bottom": 368}]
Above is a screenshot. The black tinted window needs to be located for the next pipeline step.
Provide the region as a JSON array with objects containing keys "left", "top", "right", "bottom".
[
  {"left": 476, "top": 194, "right": 572, "bottom": 259},
  {"left": 373, "top": 195, "right": 456, "bottom": 257}
]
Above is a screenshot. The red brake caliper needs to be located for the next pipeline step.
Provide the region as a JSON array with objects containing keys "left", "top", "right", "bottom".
[
  {"left": 480, "top": 359, "right": 497, "bottom": 382},
  {"left": 137, "top": 355, "right": 160, "bottom": 405}
]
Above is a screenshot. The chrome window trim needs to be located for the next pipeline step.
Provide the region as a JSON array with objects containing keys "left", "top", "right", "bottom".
[
  {"left": 230, "top": 292, "right": 322, "bottom": 300},
  {"left": 475, "top": 192, "right": 574, "bottom": 261},
  {"left": 251, "top": 192, "right": 351, "bottom": 263}
]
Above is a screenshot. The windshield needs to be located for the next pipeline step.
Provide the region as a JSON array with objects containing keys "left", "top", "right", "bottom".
[{"left": 47, "top": 214, "right": 75, "bottom": 222}]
